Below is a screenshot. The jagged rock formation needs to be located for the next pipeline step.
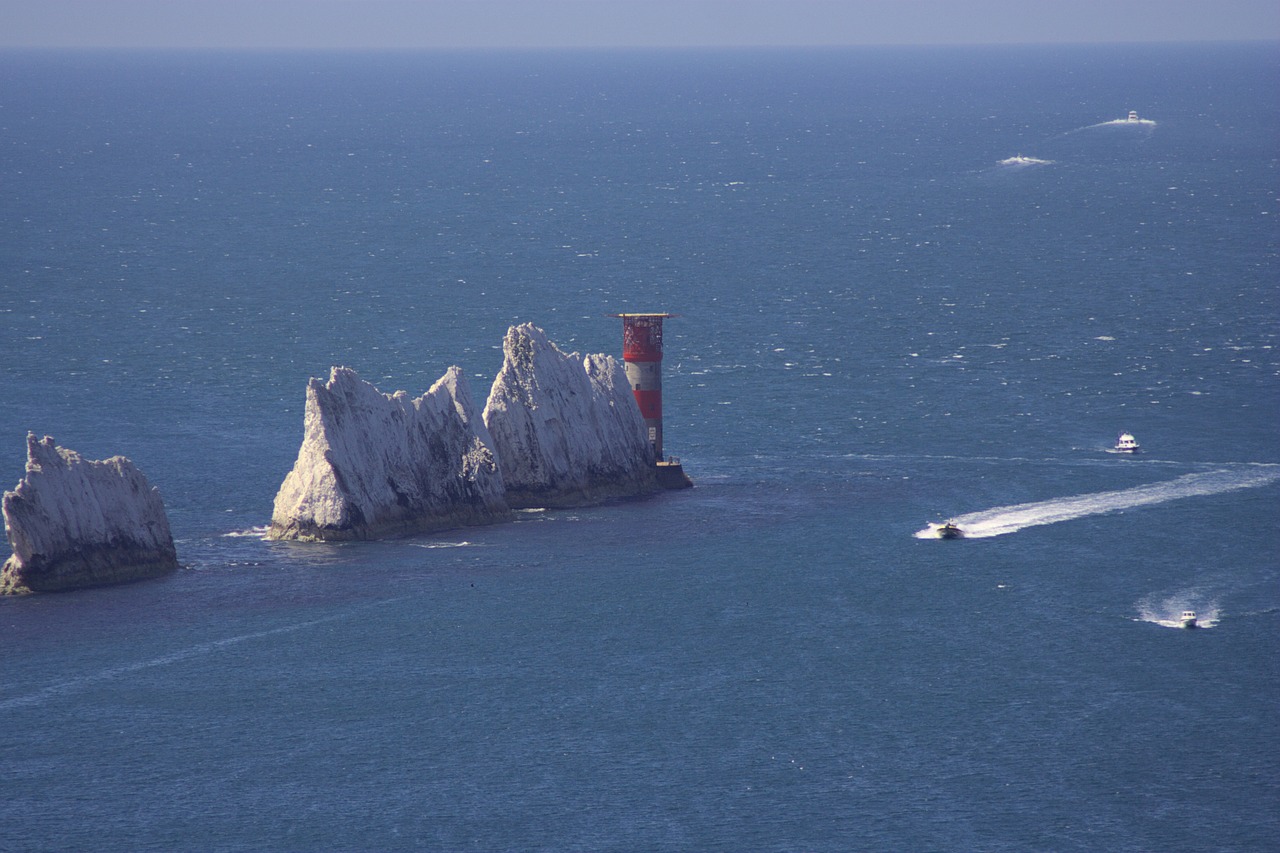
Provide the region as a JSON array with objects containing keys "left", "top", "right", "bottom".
[
  {"left": 2, "top": 434, "right": 178, "bottom": 594},
  {"left": 483, "top": 323, "right": 658, "bottom": 508},
  {"left": 268, "top": 366, "right": 511, "bottom": 541}
]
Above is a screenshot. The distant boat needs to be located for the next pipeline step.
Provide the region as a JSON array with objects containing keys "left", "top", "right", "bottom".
[
  {"left": 937, "top": 520, "right": 965, "bottom": 540},
  {"left": 1114, "top": 432, "right": 1141, "bottom": 453},
  {"left": 1180, "top": 610, "right": 1199, "bottom": 629},
  {"left": 1127, "top": 110, "right": 1141, "bottom": 122}
]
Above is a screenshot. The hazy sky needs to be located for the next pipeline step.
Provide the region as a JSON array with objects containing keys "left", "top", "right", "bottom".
[{"left": 4, "top": 0, "right": 1279, "bottom": 50}]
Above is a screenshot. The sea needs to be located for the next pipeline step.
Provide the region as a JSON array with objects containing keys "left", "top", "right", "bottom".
[{"left": 1, "top": 43, "right": 1277, "bottom": 852}]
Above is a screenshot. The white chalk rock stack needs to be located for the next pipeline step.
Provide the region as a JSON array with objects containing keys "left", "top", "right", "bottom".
[
  {"left": 483, "top": 323, "right": 657, "bottom": 508},
  {"left": 2, "top": 433, "right": 178, "bottom": 594},
  {"left": 268, "top": 366, "right": 511, "bottom": 541}
]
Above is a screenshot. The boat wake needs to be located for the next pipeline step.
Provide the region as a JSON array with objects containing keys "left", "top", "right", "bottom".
[
  {"left": 1095, "top": 117, "right": 1158, "bottom": 127},
  {"left": 407, "top": 540, "right": 476, "bottom": 549},
  {"left": 1049, "top": 114, "right": 1158, "bottom": 140},
  {"left": 999, "top": 155, "right": 1054, "bottom": 167},
  {"left": 916, "top": 465, "right": 1280, "bottom": 539},
  {"left": 223, "top": 525, "right": 270, "bottom": 538},
  {"left": 0, "top": 600, "right": 400, "bottom": 712},
  {"left": 1136, "top": 593, "right": 1220, "bottom": 629}
]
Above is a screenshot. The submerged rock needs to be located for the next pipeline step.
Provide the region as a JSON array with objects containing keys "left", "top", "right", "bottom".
[
  {"left": 268, "top": 366, "right": 511, "bottom": 541},
  {"left": 483, "top": 323, "right": 658, "bottom": 508},
  {"left": 2, "top": 434, "right": 178, "bottom": 594}
]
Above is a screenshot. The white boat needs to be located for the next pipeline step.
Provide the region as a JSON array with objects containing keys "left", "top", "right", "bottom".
[
  {"left": 1180, "top": 610, "right": 1198, "bottom": 629},
  {"left": 1114, "top": 432, "right": 1141, "bottom": 453},
  {"left": 1127, "top": 110, "right": 1141, "bottom": 122}
]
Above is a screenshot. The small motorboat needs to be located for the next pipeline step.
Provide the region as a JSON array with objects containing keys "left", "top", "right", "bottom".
[
  {"left": 937, "top": 520, "right": 965, "bottom": 540},
  {"left": 1127, "top": 110, "right": 1141, "bottom": 122},
  {"left": 1114, "top": 432, "right": 1141, "bottom": 453},
  {"left": 1180, "top": 610, "right": 1199, "bottom": 629}
]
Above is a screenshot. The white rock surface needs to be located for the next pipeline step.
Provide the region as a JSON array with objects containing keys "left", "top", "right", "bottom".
[
  {"left": 268, "top": 366, "right": 510, "bottom": 541},
  {"left": 2, "top": 433, "right": 178, "bottom": 594},
  {"left": 483, "top": 323, "right": 657, "bottom": 508}
]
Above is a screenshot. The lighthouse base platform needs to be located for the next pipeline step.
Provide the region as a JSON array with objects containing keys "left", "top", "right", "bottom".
[{"left": 656, "top": 460, "right": 694, "bottom": 490}]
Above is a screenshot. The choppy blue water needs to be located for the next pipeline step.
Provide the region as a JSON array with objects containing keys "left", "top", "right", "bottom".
[{"left": 2, "top": 44, "right": 1278, "bottom": 851}]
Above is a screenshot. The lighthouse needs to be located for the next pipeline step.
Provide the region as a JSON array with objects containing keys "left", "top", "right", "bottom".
[{"left": 610, "top": 312, "right": 692, "bottom": 489}]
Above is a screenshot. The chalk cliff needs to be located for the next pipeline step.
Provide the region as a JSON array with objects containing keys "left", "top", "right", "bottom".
[
  {"left": 483, "top": 323, "right": 658, "bottom": 508},
  {"left": 268, "top": 366, "right": 511, "bottom": 541},
  {"left": 2, "top": 434, "right": 178, "bottom": 594}
]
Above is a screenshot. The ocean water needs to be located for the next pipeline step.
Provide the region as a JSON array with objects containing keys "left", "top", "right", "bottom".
[{"left": 1, "top": 44, "right": 1277, "bottom": 851}]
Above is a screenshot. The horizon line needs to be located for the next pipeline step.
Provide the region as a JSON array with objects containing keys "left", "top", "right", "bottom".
[{"left": 2, "top": 38, "right": 1277, "bottom": 53}]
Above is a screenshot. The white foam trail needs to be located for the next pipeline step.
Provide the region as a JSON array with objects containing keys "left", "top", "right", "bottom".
[
  {"left": 223, "top": 525, "right": 269, "bottom": 538},
  {"left": 999, "top": 155, "right": 1053, "bottom": 166},
  {"left": 407, "top": 540, "right": 475, "bottom": 549},
  {"left": 1050, "top": 117, "right": 1158, "bottom": 140},
  {"left": 916, "top": 465, "right": 1280, "bottom": 539},
  {"left": 1136, "top": 593, "right": 1220, "bottom": 629},
  {"left": 0, "top": 601, "right": 397, "bottom": 712},
  {"left": 1094, "top": 118, "right": 1158, "bottom": 128}
]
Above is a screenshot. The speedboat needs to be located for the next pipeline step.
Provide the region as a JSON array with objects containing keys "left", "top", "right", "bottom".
[
  {"left": 937, "top": 520, "right": 964, "bottom": 540},
  {"left": 1127, "top": 110, "right": 1141, "bottom": 122},
  {"left": 1114, "top": 432, "right": 1141, "bottom": 453},
  {"left": 1180, "top": 610, "right": 1198, "bottom": 629}
]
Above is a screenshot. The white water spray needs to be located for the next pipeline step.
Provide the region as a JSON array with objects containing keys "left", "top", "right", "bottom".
[
  {"left": 917, "top": 465, "right": 1279, "bottom": 539},
  {"left": 1136, "top": 592, "right": 1220, "bottom": 629}
]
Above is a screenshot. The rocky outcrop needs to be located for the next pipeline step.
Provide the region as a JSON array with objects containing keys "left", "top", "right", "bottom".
[
  {"left": 267, "top": 366, "right": 511, "bottom": 541},
  {"left": 2, "top": 434, "right": 178, "bottom": 594},
  {"left": 483, "top": 323, "right": 658, "bottom": 508}
]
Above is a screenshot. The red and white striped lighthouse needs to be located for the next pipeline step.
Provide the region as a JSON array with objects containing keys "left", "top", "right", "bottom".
[
  {"left": 610, "top": 313, "right": 692, "bottom": 489},
  {"left": 610, "top": 313, "right": 672, "bottom": 458}
]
